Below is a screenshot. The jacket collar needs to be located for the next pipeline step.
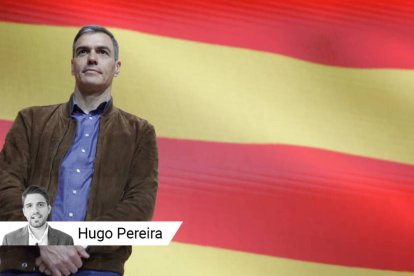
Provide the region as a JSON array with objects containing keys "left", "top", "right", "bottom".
[{"left": 63, "top": 94, "right": 115, "bottom": 118}]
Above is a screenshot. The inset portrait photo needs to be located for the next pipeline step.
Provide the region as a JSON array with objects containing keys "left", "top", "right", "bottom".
[{"left": 2, "top": 185, "right": 73, "bottom": 246}]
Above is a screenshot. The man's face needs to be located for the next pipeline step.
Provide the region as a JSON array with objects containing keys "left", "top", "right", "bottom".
[
  {"left": 71, "top": 32, "right": 121, "bottom": 93},
  {"left": 22, "top": 193, "right": 51, "bottom": 228}
]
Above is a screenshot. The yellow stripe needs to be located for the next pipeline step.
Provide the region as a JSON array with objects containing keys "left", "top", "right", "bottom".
[
  {"left": 126, "top": 242, "right": 414, "bottom": 276},
  {"left": 1, "top": 22, "right": 414, "bottom": 164}
]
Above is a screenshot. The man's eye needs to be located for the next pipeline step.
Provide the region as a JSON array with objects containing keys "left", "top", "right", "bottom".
[
  {"left": 77, "top": 49, "right": 87, "bottom": 55},
  {"left": 38, "top": 203, "right": 45, "bottom": 207},
  {"left": 99, "top": 50, "right": 109, "bottom": 55},
  {"left": 26, "top": 204, "right": 32, "bottom": 208}
]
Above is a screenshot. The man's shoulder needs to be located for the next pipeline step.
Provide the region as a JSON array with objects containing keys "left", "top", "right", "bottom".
[
  {"left": 12, "top": 102, "right": 69, "bottom": 128},
  {"left": 2, "top": 226, "right": 27, "bottom": 245},
  {"left": 111, "top": 106, "right": 155, "bottom": 130},
  {"left": 49, "top": 226, "right": 71, "bottom": 237},
  {"left": 48, "top": 226, "right": 74, "bottom": 245},
  {"left": 3, "top": 226, "right": 27, "bottom": 240},
  {"left": 18, "top": 103, "right": 65, "bottom": 116},
  {"left": 5, "top": 225, "right": 26, "bottom": 236}
]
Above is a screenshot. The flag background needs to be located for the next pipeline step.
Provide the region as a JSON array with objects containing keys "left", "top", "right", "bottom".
[{"left": 1, "top": 1, "right": 414, "bottom": 275}]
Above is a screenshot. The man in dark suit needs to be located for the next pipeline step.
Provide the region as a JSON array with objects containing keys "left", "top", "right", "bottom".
[{"left": 2, "top": 186, "right": 73, "bottom": 246}]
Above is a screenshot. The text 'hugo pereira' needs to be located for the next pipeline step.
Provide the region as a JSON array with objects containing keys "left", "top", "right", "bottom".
[{"left": 79, "top": 227, "right": 163, "bottom": 242}]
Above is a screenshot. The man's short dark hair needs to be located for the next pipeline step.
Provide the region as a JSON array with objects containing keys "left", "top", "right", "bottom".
[
  {"left": 22, "top": 185, "right": 50, "bottom": 206},
  {"left": 73, "top": 25, "right": 119, "bottom": 60}
]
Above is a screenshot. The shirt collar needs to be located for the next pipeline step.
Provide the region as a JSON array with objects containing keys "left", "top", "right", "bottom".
[
  {"left": 71, "top": 94, "right": 112, "bottom": 116},
  {"left": 28, "top": 223, "right": 49, "bottom": 245}
]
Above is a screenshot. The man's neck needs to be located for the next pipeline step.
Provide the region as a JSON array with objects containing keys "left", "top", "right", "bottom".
[
  {"left": 73, "top": 89, "right": 111, "bottom": 114},
  {"left": 29, "top": 223, "right": 48, "bottom": 240}
]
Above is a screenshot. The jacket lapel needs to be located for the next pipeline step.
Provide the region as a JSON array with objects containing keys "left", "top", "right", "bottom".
[
  {"left": 16, "top": 225, "right": 30, "bottom": 245},
  {"left": 48, "top": 227, "right": 58, "bottom": 245}
]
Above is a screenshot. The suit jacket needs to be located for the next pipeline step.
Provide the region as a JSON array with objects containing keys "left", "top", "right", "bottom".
[{"left": 2, "top": 225, "right": 73, "bottom": 245}]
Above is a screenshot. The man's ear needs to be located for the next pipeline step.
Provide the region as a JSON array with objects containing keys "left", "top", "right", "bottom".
[
  {"left": 47, "top": 205, "right": 51, "bottom": 215},
  {"left": 22, "top": 207, "right": 28, "bottom": 220},
  {"left": 114, "top": 60, "right": 121, "bottom": 77},
  {"left": 71, "top": 59, "right": 74, "bottom": 75}
]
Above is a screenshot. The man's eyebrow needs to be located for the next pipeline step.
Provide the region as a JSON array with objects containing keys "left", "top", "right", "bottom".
[
  {"left": 96, "top": 46, "right": 111, "bottom": 51},
  {"left": 25, "top": 201, "right": 46, "bottom": 205},
  {"left": 75, "top": 46, "right": 89, "bottom": 51},
  {"left": 75, "top": 45, "right": 112, "bottom": 52},
  {"left": 96, "top": 46, "right": 112, "bottom": 54}
]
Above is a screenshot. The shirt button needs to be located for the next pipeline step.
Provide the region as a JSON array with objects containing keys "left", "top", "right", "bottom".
[
  {"left": 85, "top": 133, "right": 90, "bottom": 137},
  {"left": 76, "top": 169, "right": 81, "bottom": 173},
  {"left": 69, "top": 212, "right": 74, "bottom": 217},
  {"left": 89, "top": 116, "right": 93, "bottom": 120},
  {"left": 81, "top": 149, "right": 86, "bottom": 153},
  {"left": 21, "top": 262, "right": 28, "bottom": 268},
  {"left": 72, "top": 190, "right": 77, "bottom": 194}
]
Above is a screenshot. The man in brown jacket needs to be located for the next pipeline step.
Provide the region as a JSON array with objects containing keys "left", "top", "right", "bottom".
[{"left": 0, "top": 25, "right": 158, "bottom": 275}]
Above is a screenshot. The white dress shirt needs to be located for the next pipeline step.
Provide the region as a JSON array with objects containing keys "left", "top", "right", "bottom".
[{"left": 28, "top": 224, "right": 49, "bottom": 245}]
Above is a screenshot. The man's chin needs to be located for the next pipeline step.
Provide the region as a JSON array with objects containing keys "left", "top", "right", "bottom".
[
  {"left": 30, "top": 220, "right": 46, "bottom": 228},
  {"left": 79, "top": 74, "right": 105, "bottom": 83}
]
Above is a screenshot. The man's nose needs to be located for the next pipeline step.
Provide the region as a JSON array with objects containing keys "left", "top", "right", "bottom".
[{"left": 87, "top": 51, "right": 98, "bottom": 64}]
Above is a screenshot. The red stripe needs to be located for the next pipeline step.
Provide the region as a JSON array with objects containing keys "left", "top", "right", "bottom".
[
  {"left": 1, "top": 119, "right": 414, "bottom": 271},
  {"left": 1, "top": 0, "right": 414, "bottom": 68},
  {"left": 155, "top": 138, "right": 414, "bottom": 271},
  {"left": 0, "top": 120, "right": 12, "bottom": 149}
]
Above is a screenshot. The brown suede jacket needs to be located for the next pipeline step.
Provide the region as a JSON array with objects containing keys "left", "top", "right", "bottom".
[{"left": 0, "top": 98, "right": 158, "bottom": 274}]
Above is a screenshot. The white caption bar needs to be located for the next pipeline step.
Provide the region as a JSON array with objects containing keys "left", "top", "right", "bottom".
[{"left": 0, "top": 221, "right": 182, "bottom": 246}]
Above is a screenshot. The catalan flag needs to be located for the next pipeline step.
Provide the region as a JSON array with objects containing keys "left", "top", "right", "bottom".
[{"left": 0, "top": 1, "right": 413, "bottom": 275}]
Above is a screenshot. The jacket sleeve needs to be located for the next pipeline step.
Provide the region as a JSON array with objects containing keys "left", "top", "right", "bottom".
[
  {"left": 93, "top": 121, "right": 158, "bottom": 221},
  {"left": 0, "top": 111, "right": 30, "bottom": 221}
]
